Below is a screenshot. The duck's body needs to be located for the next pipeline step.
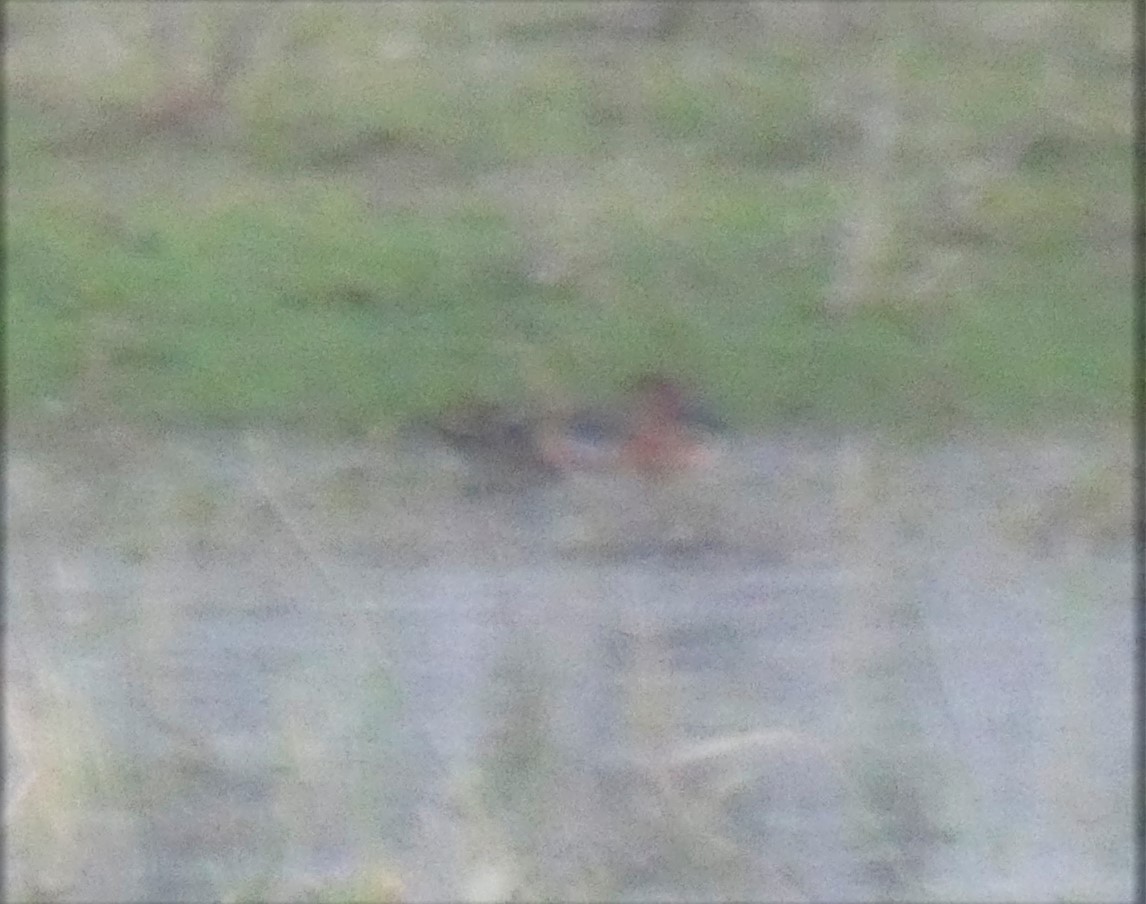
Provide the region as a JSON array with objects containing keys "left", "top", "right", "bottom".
[
  {"left": 423, "top": 375, "right": 725, "bottom": 491},
  {"left": 615, "top": 375, "right": 725, "bottom": 479},
  {"left": 423, "top": 400, "right": 560, "bottom": 493}
]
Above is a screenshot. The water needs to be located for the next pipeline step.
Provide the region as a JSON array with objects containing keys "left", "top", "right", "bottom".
[{"left": 6, "top": 427, "right": 1133, "bottom": 902}]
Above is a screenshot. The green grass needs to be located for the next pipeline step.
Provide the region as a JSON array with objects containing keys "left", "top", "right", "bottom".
[{"left": 5, "top": 2, "right": 1133, "bottom": 436}]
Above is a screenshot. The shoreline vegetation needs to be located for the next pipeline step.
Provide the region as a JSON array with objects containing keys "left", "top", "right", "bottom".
[
  {"left": 7, "top": 3, "right": 1132, "bottom": 436},
  {"left": 5, "top": 7, "right": 1133, "bottom": 897}
]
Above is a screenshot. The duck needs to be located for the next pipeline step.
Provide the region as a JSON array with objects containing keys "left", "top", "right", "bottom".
[
  {"left": 614, "top": 374, "right": 726, "bottom": 479},
  {"left": 419, "top": 398, "right": 561, "bottom": 494},
  {"left": 421, "top": 375, "right": 726, "bottom": 491}
]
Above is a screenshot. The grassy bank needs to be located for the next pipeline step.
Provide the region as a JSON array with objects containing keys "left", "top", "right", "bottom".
[{"left": 6, "top": 2, "right": 1133, "bottom": 436}]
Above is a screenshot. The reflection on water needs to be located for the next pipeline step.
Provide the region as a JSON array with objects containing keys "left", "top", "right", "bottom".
[{"left": 6, "top": 429, "right": 1132, "bottom": 902}]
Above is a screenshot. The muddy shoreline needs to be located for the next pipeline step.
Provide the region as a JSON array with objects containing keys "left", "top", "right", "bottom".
[{"left": 7, "top": 426, "right": 1132, "bottom": 901}]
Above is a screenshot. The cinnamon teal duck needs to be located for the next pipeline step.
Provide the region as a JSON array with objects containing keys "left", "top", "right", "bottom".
[
  {"left": 419, "top": 398, "right": 560, "bottom": 494},
  {"left": 614, "top": 374, "right": 726, "bottom": 478},
  {"left": 538, "top": 375, "right": 726, "bottom": 479},
  {"left": 422, "top": 375, "right": 726, "bottom": 492}
]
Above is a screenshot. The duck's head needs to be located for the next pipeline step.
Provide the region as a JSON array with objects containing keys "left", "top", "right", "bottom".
[
  {"left": 613, "top": 374, "right": 725, "bottom": 476},
  {"left": 627, "top": 374, "right": 726, "bottom": 432}
]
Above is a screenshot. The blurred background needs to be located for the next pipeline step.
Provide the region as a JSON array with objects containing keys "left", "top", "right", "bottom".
[{"left": 5, "top": 2, "right": 1134, "bottom": 901}]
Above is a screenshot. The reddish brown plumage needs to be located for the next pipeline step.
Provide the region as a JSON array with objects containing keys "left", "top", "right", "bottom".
[{"left": 424, "top": 374, "right": 724, "bottom": 490}]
